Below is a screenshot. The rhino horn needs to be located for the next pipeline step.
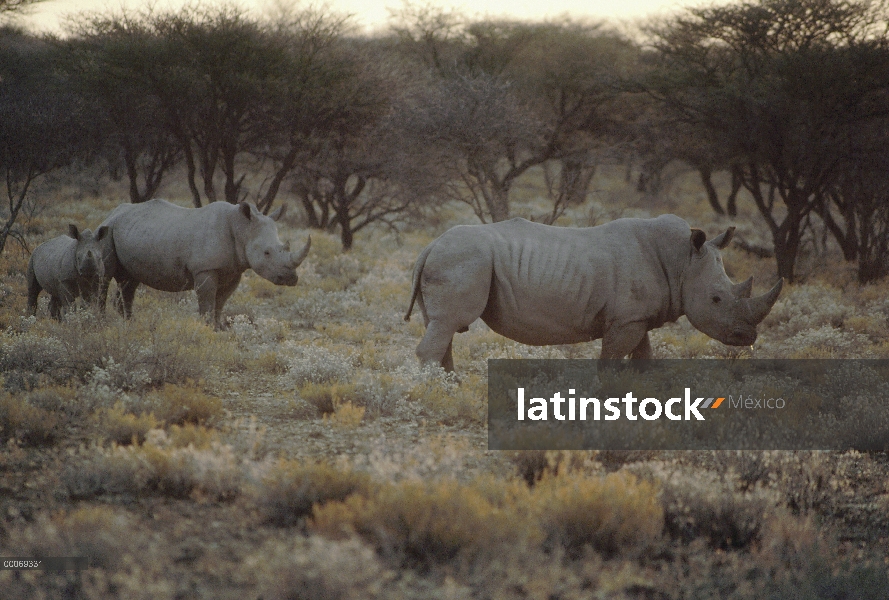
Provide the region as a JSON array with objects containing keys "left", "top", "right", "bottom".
[
  {"left": 732, "top": 276, "right": 754, "bottom": 299},
  {"left": 708, "top": 226, "right": 735, "bottom": 249},
  {"left": 745, "top": 278, "right": 783, "bottom": 324},
  {"left": 291, "top": 235, "right": 311, "bottom": 266}
]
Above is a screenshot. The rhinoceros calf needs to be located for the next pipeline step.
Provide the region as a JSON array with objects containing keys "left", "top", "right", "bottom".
[
  {"left": 27, "top": 224, "right": 117, "bottom": 319},
  {"left": 100, "top": 199, "right": 310, "bottom": 328},
  {"left": 404, "top": 215, "right": 782, "bottom": 371}
]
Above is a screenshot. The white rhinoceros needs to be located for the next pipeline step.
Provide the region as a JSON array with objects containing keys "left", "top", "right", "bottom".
[
  {"left": 404, "top": 215, "right": 782, "bottom": 371},
  {"left": 100, "top": 199, "right": 310, "bottom": 328},
  {"left": 27, "top": 224, "right": 117, "bottom": 319}
]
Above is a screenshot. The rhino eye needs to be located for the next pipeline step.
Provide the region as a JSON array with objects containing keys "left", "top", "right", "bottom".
[
  {"left": 712, "top": 295, "right": 721, "bottom": 304},
  {"left": 264, "top": 250, "right": 270, "bottom": 256}
]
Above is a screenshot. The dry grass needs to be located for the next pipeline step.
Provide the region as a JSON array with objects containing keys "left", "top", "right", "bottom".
[{"left": 2, "top": 168, "right": 889, "bottom": 598}]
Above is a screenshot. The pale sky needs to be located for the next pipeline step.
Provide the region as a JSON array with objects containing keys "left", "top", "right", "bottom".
[{"left": 16, "top": 0, "right": 699, "bottom": 36}]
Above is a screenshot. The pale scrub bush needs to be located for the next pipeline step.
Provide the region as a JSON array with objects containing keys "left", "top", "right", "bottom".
[
  {"left": 311, "top": 478, "right": 537, "bottom": 567},
  {"left": 287, "top": 343, "right": 356, "bottom": 385},
  {"left": 1, "top": 303, "right": 236, "bottom": 389},
  {"left": 763, "top": 284, "right": 852, "bottom": 337},
  {"left": 630, "top": 462, "right": 776, "bottom": 550},
  {"left": 683, "top": 450, "right": 856, "bottom": 516},
  {"left": 532, "top": 471, "right": 663, "bottom": 558},
  {"left": 100, "top": 402, "right": 159, "bottom": 445},
  {"left": 1, "top": 506, "right": 174, "bottom": 600},
  {"left": 143, "top": 382, "right": 224, "bottom": 426},
  {"left": 782, "top": 325, "right": 873, "bottom": 357},
  {"left": 62, "top": 433, "right": 245, "bottom": 501},
  {"left": 0, "top": 391, "right": 59, "bottom": 446},
  {"left": 248, "top": 535, "right": 387, "bottom": 600},
  {"left": 287, "top": 288, "right": 364, "bottom": 328},
  {"left": 251, "top": 458, "right": 373, "bottom": 527}
]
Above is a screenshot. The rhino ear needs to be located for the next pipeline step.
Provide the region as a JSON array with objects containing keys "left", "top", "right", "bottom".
[
  {"left": 709, "top": 226, "right": 735, "bottom": 249},
  {"left": 67, "top": 224, "right": 80, "bottom": 240},
  {"left": 95, "top": 226, "right": 109, "bottom": 241},
  {"left": 269, "top": 204, "right": 286, "bottom": 221},
  {"left": 690, "top": 228, "right": 707, "bottom": 253},
  {"left": 239, "top": 202, "right": 252, "bottom": 220}
]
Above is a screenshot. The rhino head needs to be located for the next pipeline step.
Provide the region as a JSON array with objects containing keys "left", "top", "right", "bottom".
[
  {"left": 68, "top": 224, "right": 111, "bottom": 279},
  {"left": 238, "top": 202, "right": 310, "bottom": 286},
  {"left": 681, "top": 226, "right": 783, "bottom": 346}
]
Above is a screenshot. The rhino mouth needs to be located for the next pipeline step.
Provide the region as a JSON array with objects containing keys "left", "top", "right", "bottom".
[
  {"left": 274, "top": 274, "right": 298, "bottom": 286},
  {"left": 725, "top": 328, "right": 757, "bottom": 346},
  {"left": 78, "top": 264, "right": 101, "bottom": 277}
]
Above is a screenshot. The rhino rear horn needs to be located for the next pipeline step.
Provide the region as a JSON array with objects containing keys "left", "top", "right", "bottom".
[
  {"left": 291, "top": 235, "right": 311, "bottom": 266},
  {"left": 745, "top": 278, "right": 783, "bottom": 324},
  {"left": 709, "top": 226, "right": 735, "bottom": 249},
  {"left": 732, "top": 276, "right": 754, "bottom": 299}
]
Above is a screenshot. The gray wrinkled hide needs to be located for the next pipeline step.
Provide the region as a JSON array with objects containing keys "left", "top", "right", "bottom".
[
  {"left": 404, "top": 215, "right": 783, "bottom": 371},
  {"left": 27, "top": 225, "right": 117, "bottom": 320},
  {"left": 100, "top": 199, "right": 310, "bottom": 329}
]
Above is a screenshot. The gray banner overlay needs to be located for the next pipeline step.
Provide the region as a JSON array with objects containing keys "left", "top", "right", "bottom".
[
  {"left": 1, "top": 557, "right": 90, "bottom": 570},
  {"left": 487, "top": 359, "right": 889, "bottom": 450}
]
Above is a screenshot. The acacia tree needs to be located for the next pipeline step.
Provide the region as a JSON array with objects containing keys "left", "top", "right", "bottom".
[
  {"left": 283, "top": 39, "right": 420, "bottom": 250},
  {"left": 394, "top": 75, "right": 545, "bottom": 222},
  {"left": 644, "top": 0, "right": 889, "bottom": 281},
  {"left": 0, "top": 28, "right": 88, "bottom": 254},
  {"left": 389, "top": 8, "right": 638, "bottom": 221},
  {"left": 63, "top": 17, "right": 181, "bottom": 203}
]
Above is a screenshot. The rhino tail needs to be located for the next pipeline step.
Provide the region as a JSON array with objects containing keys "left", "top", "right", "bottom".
[{"left": 404, "top": 241, "right": 437, "bottom": 322}]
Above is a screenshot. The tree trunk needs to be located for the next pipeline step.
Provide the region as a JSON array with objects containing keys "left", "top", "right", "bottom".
[
  {"left": 183, "top": 142, "right": 202, "bottom": 208},
  {"left": 485, "top": 180, "right": 511, "bottom": 222},
  {"left": 727, "top": 166, "right": 742, "bottom": 217},
  {"left": 561, "top": 156, "right": 596, "bottom": 206},
  {"left": 698, "top": 165, "right": 725, "bottom": 215}
]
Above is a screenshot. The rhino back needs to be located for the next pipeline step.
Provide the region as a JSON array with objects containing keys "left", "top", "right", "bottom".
[
  {"left": 30, "top": 235, "right": 78, "bottom": 296},
  {"left": 103, "top": 200, "right": 243, "bottom": 292},
  {"left": 469, "top": 217, "right": 688, "bottom": 345}
]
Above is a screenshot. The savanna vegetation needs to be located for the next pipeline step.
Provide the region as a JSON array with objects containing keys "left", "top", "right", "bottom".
[{"left": 2, "top": 0, "right": 889, "bottom": 598}]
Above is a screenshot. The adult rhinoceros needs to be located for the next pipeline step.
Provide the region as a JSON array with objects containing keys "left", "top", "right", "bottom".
[
  {"left": 404, "top": 215, "right": 782, "bottom": 371},
  {"left": 27, "top": 224, "right": 117, "bottom": 319},
  {"left": 100, "top": 199, "right": 310, "bottom": 328}
]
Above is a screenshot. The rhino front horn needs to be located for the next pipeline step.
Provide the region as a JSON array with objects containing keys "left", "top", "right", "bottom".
[
  {"left": 291, "top": 236, "right": 311, "bottom": 266},
  {"left": 732, "top": 276, "right": 754, "bottom": 299},
  {"left": 746, "top": 278, "right": 783, "bottom": 324}
]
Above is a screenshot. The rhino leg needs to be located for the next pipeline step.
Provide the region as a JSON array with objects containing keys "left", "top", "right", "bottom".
[
  {"left": 630, "top": 332, "right": 653, "bottom": 359},
  {"left": 97, "top": 277, "right": 112, "bottom": 312},
  {"left": 601, "top": 322, "right": 649, "bottom": 359},
  {"left": 415, "top": 267, "right": 490, "bottom": 371},
  {"left": 417, "top": 321, "right": 459, "bottom": 371},
  {"left": 26, "top": 262, "right": 41, "bottom": 317},
  {"left": 49, "top": 295, "right": 70, "bottom": 321},
  {"left": 193, "top": 271, "right": 220, "bottom": 326},
  {"left": 114, "top": 278, "right": 139, "bottom": 319},
  {"left": 213, "top": 274, "right": 242, "bottom": 330}
]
